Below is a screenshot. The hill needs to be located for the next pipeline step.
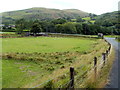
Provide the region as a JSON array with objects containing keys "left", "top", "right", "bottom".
[
  {"left": 95, "top": 11, "right": 119, "bottom": 27},
  {"left": 1, "top": 7, "right": 89, "bottom": 24}
]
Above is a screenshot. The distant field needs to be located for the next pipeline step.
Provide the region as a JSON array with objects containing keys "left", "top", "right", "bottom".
[
  {"left": 0, "top": 32, "right": 15, "bottom": 34},
  {"left": 89, "top": 20, "right": 95, "bottom": 23},
  {"left": 2, "top": 37, "right": 97, "bottom": 53},
  {"left": 2, "top": 36, "right": 109, "bottom": 88},
  {"left": 82, "top": 17, "right": 91, "bottom": 20},
  {"left": 82, "top": 17, "right": 95, "bottom": 24},
  {"left": 104, "top": 35, "right": 119, "bottom": 38}
]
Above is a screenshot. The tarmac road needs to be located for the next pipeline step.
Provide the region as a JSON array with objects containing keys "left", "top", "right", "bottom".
[{"left": 104, "top": 37, "right": 120, "bottom": 89}]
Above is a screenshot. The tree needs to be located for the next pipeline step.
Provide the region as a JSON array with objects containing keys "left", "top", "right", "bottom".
[
  {"left": 55, "top": 24, "right": 64, "bottom": 33},
  {"left": 15, "top": 19, "right": 26, "bottom": 34},
  {"left": 39, "top": 21, "right": 55, "bottom": 33},
  {"left": 76, "top": 17, "right": 84, "bottom": 22},
  {"left": 51, "top": 18, "right": 67, "bottom": 25},
  {"left": 102, "top": 21, "right": 113, "bottom": 27},
  {"left": 63, "top": 22, "right": 77, "bottom": 34},
  {"left": 75, "top": 23, "right": 83, "bottom": 34},
  {"left": 47, "top": 22, "right": 55, "bottom": 33},
  {"left": 39, "top": 21, "right": 49, "bottom": 32},
  {"left": 30, "top": 23, "right": 42, "bottom": 36},
  {"left": 82, "top": 23, "right": 90, "bottom": 35}
]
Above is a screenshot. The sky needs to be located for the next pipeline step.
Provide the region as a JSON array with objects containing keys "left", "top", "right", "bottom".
[{"left": 0, "top": 0, "right": 119, "bottom": 15}]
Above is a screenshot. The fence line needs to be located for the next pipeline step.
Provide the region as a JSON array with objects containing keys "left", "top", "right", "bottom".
[
  {"left": 31, "top": 70, "right": 69, "bottom": 88},
  {"left": 31, "top": 37, "right": 111, "bottom": 88}
]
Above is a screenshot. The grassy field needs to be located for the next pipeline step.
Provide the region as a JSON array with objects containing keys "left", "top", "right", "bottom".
[
  {"left": 2, "top": 59, "right": 45, "bottom": 88},
  {"left": 104, "top": 35, "right": 119, "bottom": 38},
  {"left": 89, "top": 20, "right": 95, "bottom": 23},
  {"left": 82, "top": 17, "right": 91, "bottom": 21},
  {"left": 82, "top": 17, "right": 95, "bottom": 24},
  {"left": 0, "top": 60, "right": 2, "bottom": 89},
  {"left": 2, "top": 36, "right": 109, "bottom": 88},
  {"left": 2, "top": 37, "right": 96, "bottom": 53},
  {"left": 0, "top": 32, "right": 15, "bottom": 34}
]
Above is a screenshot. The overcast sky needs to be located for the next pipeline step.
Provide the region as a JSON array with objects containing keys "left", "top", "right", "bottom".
[{"left": 0, "top": 0, "right": 119, "bottom": 15}]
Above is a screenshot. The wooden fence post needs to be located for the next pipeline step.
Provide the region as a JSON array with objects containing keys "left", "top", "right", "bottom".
[
  {"left": 70, "top": 67, "right": 74, "bottom": 88},
  {"left": 102, "top": 53, "right": 106, "bottom": 65},
  {"left": 94, "top": 57, "right": 97, "bottom": 67},
  {"left": 108, "top": 46, "right": 111, "bottom": 52},
  {"left": 106, "top": 50, "right": 108, "bottom": 57},
  {"left": 94, "top": 57, "right": 97, "bottom": 80}
]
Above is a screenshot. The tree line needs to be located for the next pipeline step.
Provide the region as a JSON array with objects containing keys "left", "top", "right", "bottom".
[{"left": 2, "top": 17, "right": 120, "bottom": 35}]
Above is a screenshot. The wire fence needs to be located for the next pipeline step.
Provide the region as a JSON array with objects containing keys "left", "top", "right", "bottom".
[{"left": 31, "top": 37, "right": 112, "bottom": 89}]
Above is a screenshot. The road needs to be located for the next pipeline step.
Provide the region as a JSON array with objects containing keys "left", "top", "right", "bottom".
[{"left": 104, "top": 37, "right": 120, "bottom": 89}]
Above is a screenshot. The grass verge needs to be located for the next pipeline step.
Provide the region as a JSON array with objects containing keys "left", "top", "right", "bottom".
[{"left": 81, "top": 46, "right": 115, "bottom": 88}]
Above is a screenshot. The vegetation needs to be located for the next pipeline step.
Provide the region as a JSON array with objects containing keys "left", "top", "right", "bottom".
[
  {"left": 15, "top": 19, "right": 26, "bottom": 34},
  {"left": 2, "top": 36, "right": 109, "bottom": 88},
  {"left": 116, "top": 36, "right": 120, "bottom": 42},
  {"left": 1, "top": 7, "right": 118, "bottom": 88},
  {"left": 2, "top": 37, "right": 96, "bottom": 53},
  {"left": 2, "top": 10, "right": 119, "bottom": 35},
  {"left": 82, "top": 47, "right": 115, "bottom": 88},
  {"left": 30, "top": 23, "right": 42, "bottom": 36},
  {"left": 1, "top": 8, "right": 89, "bottom": 24},
  {"left": 95, "top": 11, "right": 120, "bottom": 35},
  {"left": 0, "top": 60, "right": 1, "bottom": 89}
]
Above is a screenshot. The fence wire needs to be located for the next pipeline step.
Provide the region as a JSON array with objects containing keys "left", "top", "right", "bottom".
[{"left": 31, "top": 39, "right": 111, "bottom": 89}]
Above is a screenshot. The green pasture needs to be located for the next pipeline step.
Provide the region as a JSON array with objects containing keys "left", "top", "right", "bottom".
[
  {"left": 0, "top": 32, "right": 15, "bottom": 34},
  {"left": 104, "top": 35, "right": 119, "bottom": 38},
  {"left": 2, "top": 36, "right": 109, "bottom": 88},
  {"left": 89, "top": 20, "right": 95, "bottom": 23},
  {"left": 2, "top": 59, "right": 48, "bottom": 88},
  {"left": 2, "top": 37, "right": 97, "bottom": 53},
  {"left": 82, "top": 17, "right": 91, "bottom": 21}
]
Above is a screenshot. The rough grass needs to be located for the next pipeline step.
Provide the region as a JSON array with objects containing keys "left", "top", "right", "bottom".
[
  {"left": 0, "top": 60, "right": 2, "bottom": 89},
  {"left": 81, "top": 46, "right": 115, "bottom": 88},
  {"left": 2, "top": 59, "right": 49, "bottom": 88},
  {"left": 0, "top": 37, "right": 2, "bottom": 89},
  {"left": 2, "top": 36, "right": 109, "bottom": 88},
  {"left": 116, "top": 36, "right": 120, "bottom": 42}
]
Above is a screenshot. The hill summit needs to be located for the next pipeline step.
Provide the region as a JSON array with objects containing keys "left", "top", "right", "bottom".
[{"left": 2, "top": 7, "right": 90, "bottom": 24}]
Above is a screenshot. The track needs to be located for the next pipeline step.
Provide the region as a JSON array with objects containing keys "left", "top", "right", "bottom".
[{"left": 104, "top": 37, "right": 120, "bottom": 89}]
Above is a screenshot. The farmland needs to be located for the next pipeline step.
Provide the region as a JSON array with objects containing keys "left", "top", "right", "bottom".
[
  {"left": 2, "top": 36, "right": 109, "bottom": 88},
  {"left": 1, "top": 4, "right": 119, "bottom": 89},
  {"left": 2, "top": 37, "right": 97, "bottom": 53}
]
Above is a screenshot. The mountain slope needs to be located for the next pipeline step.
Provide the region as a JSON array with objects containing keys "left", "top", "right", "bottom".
[
  {"left": 2, "top": 7, "right": 89, "bottom": 24},
  {"left": 95, "top": 11, "right": 119, "bottom": 26}
]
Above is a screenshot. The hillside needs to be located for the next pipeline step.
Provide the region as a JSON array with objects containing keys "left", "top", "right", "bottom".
[
  {"left": 2, "top": 7, "right": 89, "bottom": 24},
  {"left": 95, "top": 11, "right": 119, "bottom": 26}
]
